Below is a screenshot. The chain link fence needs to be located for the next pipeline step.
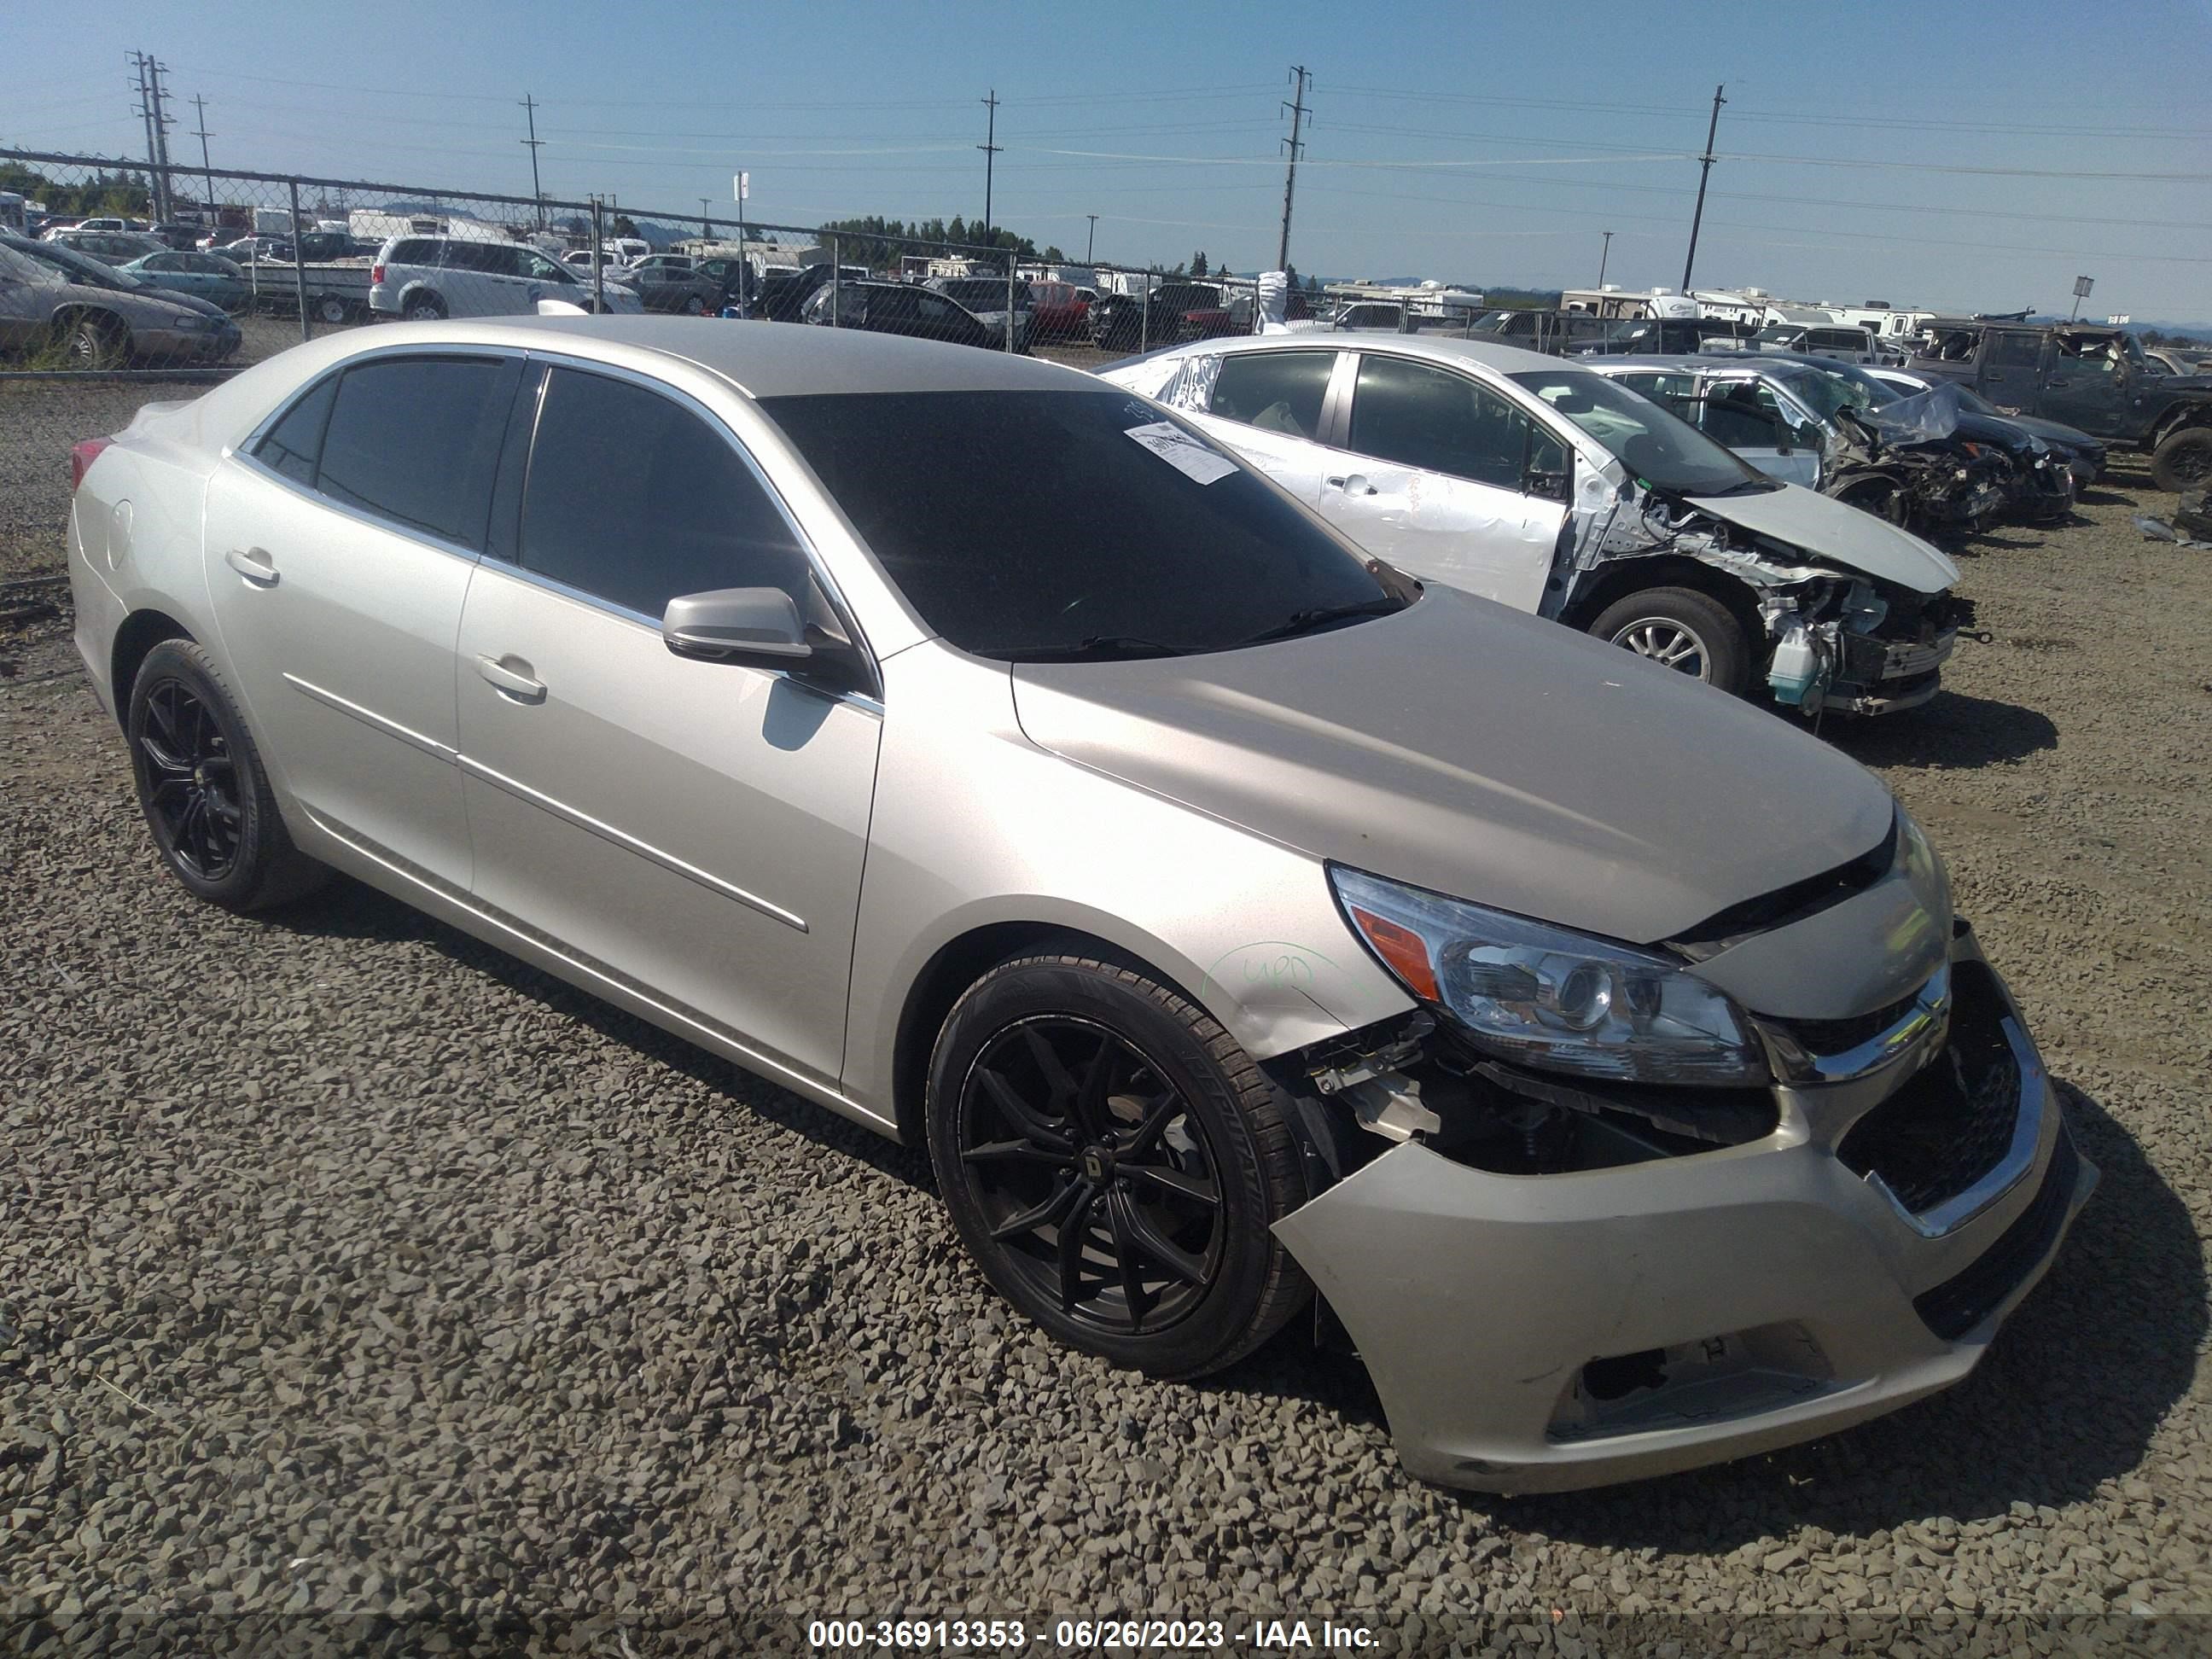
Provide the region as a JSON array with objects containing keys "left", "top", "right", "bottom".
[{"left": 5, "top": 148, "right": 1353, "bottom": 379}]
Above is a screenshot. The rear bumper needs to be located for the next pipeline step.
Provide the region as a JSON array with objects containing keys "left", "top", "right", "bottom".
[{"left": 1272, "top": 933, "right": 2093, "bottom": 1494}]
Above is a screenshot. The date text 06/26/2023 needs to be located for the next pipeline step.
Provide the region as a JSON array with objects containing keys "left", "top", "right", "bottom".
[{"left": 806, "top": 1617, "right": 1378, "bottom": 1650}]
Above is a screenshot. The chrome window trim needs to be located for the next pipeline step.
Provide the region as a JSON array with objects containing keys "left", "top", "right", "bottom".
[{"left": 230, "top": 343, "right": 527, "bottom": 565}]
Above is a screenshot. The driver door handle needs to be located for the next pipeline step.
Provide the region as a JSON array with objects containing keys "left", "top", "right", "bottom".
[
  {"left": 476, "top": 654, "right": 546, "bottom": 702},
  {"left": 224, "top": 545, "right": 278, "bottom": 586},
  {"left": 1324, "top": 474, "right": 1377, "bottom": 496}
]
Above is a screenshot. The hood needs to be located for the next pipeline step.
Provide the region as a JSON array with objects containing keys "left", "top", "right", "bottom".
[
  {"left": 1010, "top": 585, "right": 1896, "bottom": 947},
  {"left": 1685, "top": 480, "right": 1959, "bottom": 593},
  {"left": 1999, "top": 413, "right": 2100, "bottom": 453}
]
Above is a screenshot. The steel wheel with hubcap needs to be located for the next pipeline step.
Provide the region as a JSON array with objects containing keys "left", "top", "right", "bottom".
[
  {"left": 317, "top": 294, "right": 348, "bottom": 325},
  {"left": 1587, "top": 585, "right": 1750, "bottom": 697},
  {"left": 928, "top": 951, "right": 1312, "bottom": 1377}
]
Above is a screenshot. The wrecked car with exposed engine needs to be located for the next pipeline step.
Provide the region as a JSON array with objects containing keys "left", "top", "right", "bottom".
[
  {"left": 84, "top": 317, "right": 2093, "bottom": 1494},
  {"left": 1605, "top": 352, "right": 2075, "bottom": 527},
  {"left": 1904, "top": 318, "right": 2212, "bottom": 492},
  {"left": 1580, "top": 352, "right": 2032, "bottom": 530},
  {"left": 1101, "top": 335, "right": 1974, "bottom": 717}
]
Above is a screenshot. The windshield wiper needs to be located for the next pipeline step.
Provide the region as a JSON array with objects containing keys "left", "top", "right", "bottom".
[
  {"left": 991, "top": 634, "right": 1190, "bottom": 662},
  {"left": 1233, "top": 596, "right": 1407, "bottom": 649}
]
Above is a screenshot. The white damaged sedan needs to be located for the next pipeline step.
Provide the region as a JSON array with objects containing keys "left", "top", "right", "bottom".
[{"left": 1102, "top": 335, "right": 1974, "bottom": 717}]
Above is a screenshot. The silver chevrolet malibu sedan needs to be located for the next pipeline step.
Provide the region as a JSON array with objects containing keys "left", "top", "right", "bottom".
[{"left": 67, "top": 317, "right": 2092, "bottom": 1493}]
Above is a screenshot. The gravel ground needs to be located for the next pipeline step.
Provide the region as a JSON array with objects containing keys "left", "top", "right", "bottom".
[{"left": 4, "top": 374, "right": 2211, "bottom": 1655}]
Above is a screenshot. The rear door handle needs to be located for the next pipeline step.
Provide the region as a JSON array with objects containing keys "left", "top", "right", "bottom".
[
  {"left": 1324, "top": 474, "right": 1377, "bottom": 496},
  {"left": 224, "top": 545, "right": 278, "bottom": 585},
  {"left": 475, "top": 654, "right": 546, "bottom": 702}
]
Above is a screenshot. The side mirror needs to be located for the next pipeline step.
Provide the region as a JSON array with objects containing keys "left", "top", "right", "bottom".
[{"left": 662, "top": 587, "right": 811, "bottom": 666}]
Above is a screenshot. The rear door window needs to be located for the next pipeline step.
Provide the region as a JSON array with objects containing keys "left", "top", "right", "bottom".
[
  {"left": 1992, "top": 333, "right": 2043, "bottom": 369},
  {"left": 515, "top": 367, "right": 810, "bottom": 618},
  {"left": 314, "top": 356, "right": 518, "bottom": 547},
  {"left": 1207, "top": 351, "right": 1334, "bottom": 439}
]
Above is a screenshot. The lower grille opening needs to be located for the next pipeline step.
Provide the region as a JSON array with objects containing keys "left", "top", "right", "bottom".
[
  {"left": 1914, "top": 1127, "right": 2081, "bottom": 1341},
  {"left": 1549, "top": 1323, "right": 1835, "bottom": 1443},
  {"left": 1837, "top": 960, "right": 2020, "bottom": 1216}
]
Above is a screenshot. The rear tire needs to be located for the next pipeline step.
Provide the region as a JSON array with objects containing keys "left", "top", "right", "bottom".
[
  {"left": 401, "top": 292, "right": 446, "bottom": 323},
  {"left": 1590, "top": 586, "right": 1751, "bottom": 696},
  {"left": 927, "top": 950, "right": 1313, "bottom": 1379},
  {"left": 315, "top": 294, "right": 348, "bottom": 325},
  {"left": 126, "top": 639, "right": 328, "bottom": 912},
  {"left": 2149, "top": 428, "right": 2212, "bottom": 493}
]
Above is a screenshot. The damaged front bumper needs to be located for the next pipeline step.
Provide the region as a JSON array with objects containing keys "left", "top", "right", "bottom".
[{"left": 1272, "top": 925, "right": 2094, "bottom": 1495}]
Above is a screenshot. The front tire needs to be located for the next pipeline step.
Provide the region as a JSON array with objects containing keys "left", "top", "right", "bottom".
[
  {"left": 126, "top": 639, "right": 327, "bottom": 911},
  {"left": 2149, "top": 428, "right": 2212, "bottom": 492},
  {"left": 64, "top": 313, "right": 128, "bottom": 368},
  {"left": 682, "top": 294, "right": 707, "bottom": 316},
  {"left": 1589, "top": 585, "right": 1751, "bottom": 695},
  {"left": 927, "top": 951, "right": 1313, "bottom": 1378}
]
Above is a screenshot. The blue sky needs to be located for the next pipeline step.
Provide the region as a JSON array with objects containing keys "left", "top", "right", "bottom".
[{"left": 10, "top": 0, "right": 2212, "bottom": 320}]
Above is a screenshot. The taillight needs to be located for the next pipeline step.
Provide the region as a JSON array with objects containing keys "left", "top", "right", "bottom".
[
  {"left": 371, "top": 262, "right": 386, "bottom": 285},
  {"left": 70, "top": 438, "right": 112, "bottom": 492}
]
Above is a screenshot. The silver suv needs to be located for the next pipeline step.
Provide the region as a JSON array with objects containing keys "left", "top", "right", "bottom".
[{"left": 369, "top": 236, "right": 642, "bottom": 321}]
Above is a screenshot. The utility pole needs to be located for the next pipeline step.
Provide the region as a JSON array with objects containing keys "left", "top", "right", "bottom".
[
  {"left": 1681, "top": 83, "right": 1725, "bottom": 293},
  {"left": 520, "top": 92, "right": 545, "bottom": 229},
  {"left": 190, "top": 94, "right": 216, "bottom": 222},
  {"left": 1598, "top": 230, "right": 1614, "bottom": 288},
  {"left": 128, "top": 53, "right": 162, "bottom": 221},
  {"left": 699, "top": 198, "right": 711, "bottom": 237},
  {"left": 978, "top": 90, "right": 1001, "bottom": 249},
  {"left": 1086, "top": 214, "right": 1098, "bottom": 264},
  {"left": 148, "top": 60, "right": 177, "bottom": 223},
  {"left": 1278, "top": 65, "right": 1309, "bottom": 272}
]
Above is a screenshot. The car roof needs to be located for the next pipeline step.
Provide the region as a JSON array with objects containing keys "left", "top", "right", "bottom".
[
  {"left": 285, "top": 313, "right": 1086, "bottom": 398},
  {"left": 1188, "top": 332, "right": 1566, "bottom": 375}
]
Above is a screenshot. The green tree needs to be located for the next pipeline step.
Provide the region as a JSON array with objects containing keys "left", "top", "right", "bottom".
[
  {"left": 610, "top": 214, "right": 638, "bottom": 239},
  {"left": 1041, "top": 244, "right": 1065, "bottom": 263},
  {"left": 1190, "top": 250, "right": 1209, "bottom": 277}
]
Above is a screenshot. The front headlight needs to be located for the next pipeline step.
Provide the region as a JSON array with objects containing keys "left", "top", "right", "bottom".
[{"left": 1330, "top": 865, "right": 1769, "bottom": 1086}]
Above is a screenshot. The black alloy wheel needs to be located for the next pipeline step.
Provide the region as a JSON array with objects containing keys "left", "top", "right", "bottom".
[
  {"left": 927, "top": 952, "right": 1313, "bottom": 1377},
  {"left": 957, "top": 1015, "right": 1225, "bottom": 1337},
  {"left": 125, "top": 638, "right": 327, "bottom": 911},
  {"left": 135, "top": 676, "right": 242, "bottom": 882}
]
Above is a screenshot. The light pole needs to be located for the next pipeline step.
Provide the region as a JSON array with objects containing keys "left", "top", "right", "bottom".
[
  {"left": 1086, "top": 214, "right": 1098, "bottom": 264},
  {"left": 1598, "top": 230, "right": 1613, "bottom": 289}
]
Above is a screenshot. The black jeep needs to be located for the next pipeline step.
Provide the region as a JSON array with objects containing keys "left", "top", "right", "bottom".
[{"left": 1903, "top": 318, "right": 2212, "bottom": 491}]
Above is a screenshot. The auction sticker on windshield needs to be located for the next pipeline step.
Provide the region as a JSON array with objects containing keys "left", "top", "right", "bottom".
[{"left": 1123, "top": 420, "right": 1239, "bottom": 485}]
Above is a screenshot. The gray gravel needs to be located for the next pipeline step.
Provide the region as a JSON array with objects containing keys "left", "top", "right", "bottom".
[{"left": 4, "top": 379, "right": 2212, "bottom": 1653}]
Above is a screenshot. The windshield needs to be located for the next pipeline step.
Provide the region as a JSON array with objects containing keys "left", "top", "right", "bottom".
[
  {"left": 760, "top": 389, "right": 1398, "bottom": 658},
  {"left": 1771, "top": 360, "right": 1895, "bottom": 422},
  {"left": 10, "top": 236, "right": 143, "bottom": 291},
  {"left": 1508, "top": 369, "right": 1774, "bottom": 498}
]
